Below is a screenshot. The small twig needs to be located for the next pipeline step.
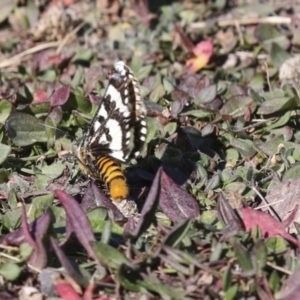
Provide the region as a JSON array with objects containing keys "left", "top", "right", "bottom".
[
  {"left": 0, "top": 251, "right": 21, "bottom": 262},
  {"left": 189, "top": 16, "right": 291, "bottom": 30},
  {"left": 255, "top": 199, "right": 284, "bottom": 210},
  {"left": 231, "top": 118, "right": 277, "bottom": 133},
  {"left": 0, "top": 244, "right": 19, "bottom": 251},
  {"left": 251, "top": 185, "right": 280, "bottom": 220},
  {"left": 0, "top": 41, "right": 60, "bottom": 69},
  {"left": 264, "top": 61, "right": 272, "bottom": 92},
  {"left": 218, "top": 16, "right": 291, "bottom": 27},
  {"left": 56, "top": 21, "right": 87, "bottom": 54},
  {"left": 0, "top": 21, "right": 87, "bottom": 69},
  {"left": 266, "top": 262, "right": 292, "bottom": 275},
  {"left": 234, "top": 20, "right": 244, "bottom": 47}
]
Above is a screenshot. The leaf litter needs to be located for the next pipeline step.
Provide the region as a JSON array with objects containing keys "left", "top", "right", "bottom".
[{"left": 1, "top": 0, "right": 300, "bottom": 298}]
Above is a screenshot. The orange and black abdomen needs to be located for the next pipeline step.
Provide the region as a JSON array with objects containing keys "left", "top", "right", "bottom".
[{"left": 97, "top": 156, "right": 129, "bottom": 202}]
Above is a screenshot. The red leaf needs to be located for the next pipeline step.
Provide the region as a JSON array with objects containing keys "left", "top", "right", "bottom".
[
  {"left": 34, "top": 90, "right": 49, "bottom": 102},
  {"left": 49, "top": 85, "right": 71, "bottom": 107},
  {"left": 55, "top": 282, "right": 82, "bottom": 300},
  {"left": 186, "top": 40, "right": 214, "bottom": 73},
  {"left": 240, "top": 207, "right": 300, "bottom": 248}
]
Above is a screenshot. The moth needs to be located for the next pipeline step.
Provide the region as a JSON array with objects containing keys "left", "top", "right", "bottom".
[{"left": 77, "top": 61, "right": 147, "bottom": 201}]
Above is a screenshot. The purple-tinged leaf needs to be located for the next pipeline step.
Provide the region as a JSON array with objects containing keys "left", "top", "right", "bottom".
[
  {"left": 54, "top": 190, "right": 97, "bottom": 259},
  {"left": 123, "top": 217, "right": 136, "bottom": 233},
  {"left": 177, "top": 74, "right": 211, "bottom": 98},
  {"left": 0, "top": 290, "right": 17, "bottom": 300},
  {"left": 21, "top": 205, "right": 48, "bottom": 270},
  {"left": 88, "top": 93, "right": 102, "bottom": 106},
  {"left": 255, "top": 276, "right": 274, "bottom": 300},
  {"left": 81, "top": 182, "right": 125, "bottom": 223},
  {"left": 217, "top": 193, "right": 242, "bottom": 226},
  {"left": 49, "top": 85, "right": 71, "bottom": 107},
  {"left": 130, "top": 0, "right": 156, "bottom": 28},
  {"left": 0, "top": 212, "right": 52, "bottom": 246},
  {"left": 21, "top": 205, "right": 35, "bottom": 248},
  {"left": 217, "top": 193, "right": 243, "bottom": 241},
  {"left": 48, "top": 52, "right": 75, "bottom": 70},
  {"left": 50, "top": 237, "right": 89, "bottom": 288},
  {"left": 160, "top": 170, "right": 200, "bottom": 223},
  {"left": 84, "top": 66, "right": 102, "bottom": 95},
  {"left": 277, "top": 266, "right": 300, "bottom": 300},
  {"left": 47, "top": 106, "right": 63, "bottom": 125},
  {"left": 169, "top": 87, "right": 190, "bottom": 118},
  {"left": 124, "top": 167, "right": 162, "bottom": 242},
  {"left": 28, "top": 237, "right": 48, "bottom": 271},
  {"left": 174, "top": 23, "right": 194, "bottom": 51}
]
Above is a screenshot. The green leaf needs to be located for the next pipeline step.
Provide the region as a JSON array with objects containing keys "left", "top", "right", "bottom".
[
  {"left": 220, "top": 96, "right": 254, "bottom": 118},
  {"left": 283, "top": 164, "right": 300, "bottom": 180},
  {"left": 164, "top": 122, "right": 177, "bottom": 136},
  {"left": 7, "top": 189, "right": 18, "bottom": 209},
  {"left": 257, "top": 96, "right": 296, "bottom": 115},
  {"left": 180, "top": 109, "right": 212, "bottom": 118},
  {"left": 140, "top": 274, "right": 186, "bottom": 299},
  {"left": 0, "top": 262, "right": 21, "bottom": 281},
  {"left": 162, "top": 219, "right": 192, "bottom": 248},
  {"left": 222, "top": 266, "right": 232, "bottom": 291},
  {"left": 117, "top": 264, "right": 143, "bottom": 292},
  {"left": 210, "top": 242, "right": 223, "bottom": 261},
  {"left": 256, "top": 24, "right": 290, "bottom": 51},
  {"left": 101, "top": 219, "right": 112, "bottom": 244},
  {"left": 162, "top": 78, "right": 175, "bottom": 93},
  {"left": 136, "top": 65, "right": 153, "bottom": 81},
  {"left": 253, "top": 240, "right": 267, "bottom": 272},
  {"left": 224, "top": 182, "right": 246, "bottom": 194},
  {"left": 86, "top": 207, "right": 109, "bottom": 222},
  {"left": 72, "top": 47, "right": 94, "bottom": 63},
  {"left": 149, "top": 84, "right": 165, "bottom": 102},
  {"left": 5, "top": 113, "right": 47, "bottom": 146},
  {"left": 234, "top": 243, "right": 253, "bottom": 273},
  {"left": 270, "top": 43, "right": 291, "bottom": 69},
  {"left": 231, "top": 139, "right": 256, "bottom": 158},
  {"left": 19, "top": 243, "right": 33, "bottom": 261},
  {"left": 0, "top": 0, "right": 18, "bottom": 23},
  {"left": 64, "top": 89, "right": 92, "bottom": 114},
  {"left": 32, "top": 194, "right": 54, "bottom": 210},
  {"left": 0, "top": 168, "right": 11, "bottom": 184},
  {"left": 265, "top": 237, "right": 287, "bottom": 254},
  {"left": 92, "top": 242, "right": 129, "bottom": 269},
  {"left": 257, "top": 137, "right": 300, "bottom": 156},
  {"left": 38, "top": 69, "right": 56, "bottom": 82},
  {"left": 34, "top": 163, "right": 65, "bottom": 189},
  {"left": 263, "top": 111, "right": 291, "bottom": 131},
  {"left": 225, "top": 285, "right": 238, "bottom": 300},
  {"left": 0, "top": 100, "right": 13, "bottom": 124},
  {"left": 0, "top": 143, "right": 11, "bottom": 165}
]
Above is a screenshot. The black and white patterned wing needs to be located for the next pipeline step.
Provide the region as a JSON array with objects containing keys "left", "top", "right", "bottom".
[{"left": 81, "top": 61, "right": 147, "bottom": 163}]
